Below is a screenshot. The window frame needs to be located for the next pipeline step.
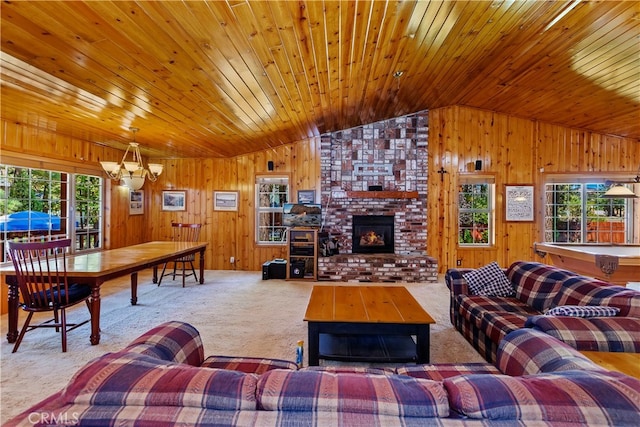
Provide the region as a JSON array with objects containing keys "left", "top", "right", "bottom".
[
  {"left": 543, "top": 175, "right": 637, "bottom": 244},
  {"left": 457, "top": 175, "right": 495, "bottom": 247},
  {"left": 1, "top": 162, "right": 104, "bottom": 260},
  {"left": 255, "top": 175, "right": 289, "bottom": 245}
]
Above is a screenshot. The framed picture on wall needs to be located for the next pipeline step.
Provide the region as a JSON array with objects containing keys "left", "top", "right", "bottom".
[
  {"left": 214, "top": 191, "right": 238, "bottom": 211},
  {"left": 504, "top": 185, "right": 534, "bottom": 222},
  {"left": 129, "top": 190, "right": 144, "bottom": 215},
  {"left": 162, "top": 190, "right": 186, "bottom": 211},
  {"left": 297, "top": 190, "right": 315, "bottom": 204}
]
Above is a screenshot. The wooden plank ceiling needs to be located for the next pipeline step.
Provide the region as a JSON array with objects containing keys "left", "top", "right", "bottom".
[{"left": 1, "top": 1, "right": 638, "bottom": 159}]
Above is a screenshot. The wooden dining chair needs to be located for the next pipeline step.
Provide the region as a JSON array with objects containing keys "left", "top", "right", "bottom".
[
  {"left": 8, "top": 238, "right": 92, "bottom": 352},
  {"left": 158, "top": 222, "right": 202, "bottom": 287}
]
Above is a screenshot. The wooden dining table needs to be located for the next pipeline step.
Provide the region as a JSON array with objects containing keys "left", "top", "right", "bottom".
[{"left": 0, "top": 241, "right": 208, "bottom": 346}]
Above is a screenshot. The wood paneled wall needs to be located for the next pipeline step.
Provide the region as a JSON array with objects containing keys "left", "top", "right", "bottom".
[
  {"left": 0, "top": 118, "right": 321, "bottom": 273},
  {"left": 427, "top": 106, "right": 640, "bottom": 272},
  {"left": 2, "top": 105, "right": 639, "bottom": 280},
  {"left": 141, "top": 137, "right": 322, "bottom": 271}
]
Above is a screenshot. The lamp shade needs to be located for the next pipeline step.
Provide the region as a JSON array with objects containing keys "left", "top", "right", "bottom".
[
  {"left": 100, "top": 161, "right": 120, "bottom": 175},
  {"left": 603, "top": 184, "right": 638, "bottom": 198},
  {"left": 98, "top": 128, "right": 163, "bottom": 189},
  {"left": 121, "top": 175, "right": 145, "bottom": 191},
  {"left": 148, "top": 163, "right": 164, "bottom": 176}
]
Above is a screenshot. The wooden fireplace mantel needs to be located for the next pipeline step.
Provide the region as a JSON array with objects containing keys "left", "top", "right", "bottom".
[{"left": 346, "top": 191, "right": 419, "bottom": 199}]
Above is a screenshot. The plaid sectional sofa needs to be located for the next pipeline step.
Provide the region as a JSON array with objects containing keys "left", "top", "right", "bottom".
[
  {"left": 447, "top": 261, "right": 640, "bottom": 363},
  {"left": 7, "top": 321, "right": 640, "bottom": 426}
]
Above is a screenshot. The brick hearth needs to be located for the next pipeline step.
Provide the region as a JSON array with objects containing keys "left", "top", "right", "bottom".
[
  {"left": 318, "top": 254, "right": 438, "bottom": 283},
  {"left": 318, "top": 111, "right": 437, "bottom": 283}
]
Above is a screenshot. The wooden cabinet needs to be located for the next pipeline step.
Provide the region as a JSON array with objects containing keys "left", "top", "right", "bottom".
[{"left": 287, "top": 228, "right": 318, "bottom": 280}]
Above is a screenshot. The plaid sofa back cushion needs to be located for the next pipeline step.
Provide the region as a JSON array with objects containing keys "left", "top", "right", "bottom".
[
  {"left": 444, "top": 370, "right": 640, "bottom": 424},
  {"left": 506, "top": 262, "right": 578, "bottom": 312},
  {"left": 63, "top": 352, "right": 258, "bottom": 411},
  {"left": 123, "top": 320, "right": 204, "bottom": 366},
  {"left": 598, "top": 290, "right": 640, "bottom": 317},
  {"left": 256, "top": 369, "right": 449, "bottom": 418},
  {"left": 551, "top": 276, "right": 633, "bottom": 312},
  {"left": 496, "top": 329, "right": 604, "bottom": 376}
]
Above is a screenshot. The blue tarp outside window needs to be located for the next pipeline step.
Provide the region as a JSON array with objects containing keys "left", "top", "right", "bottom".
[{"left": 0, "top": 210, "right": 62, "bottom": 232}]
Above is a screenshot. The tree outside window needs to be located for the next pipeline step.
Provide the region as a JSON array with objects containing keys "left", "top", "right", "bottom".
[
  {"left": 458, "top": 179, "right": 493, "bottom": 245},
  {"left": 545, "top": 182, "right": 632, "bottom": 243},
  {"left": 256, "top": 176, "right": 289, "bottom": 244},
  {"left": 0, "top": 164, "right": 103, "bottom": 260}
]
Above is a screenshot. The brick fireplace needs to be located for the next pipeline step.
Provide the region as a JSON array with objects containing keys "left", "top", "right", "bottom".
[{"left": 318, "top": 111, "right": 437, "bottom": 283}]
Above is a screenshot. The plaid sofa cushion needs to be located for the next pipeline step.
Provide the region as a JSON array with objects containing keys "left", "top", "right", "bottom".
[
  {"left": 462, "top": 262, "right": 514, "bottom": 297},
  {"left": 201, "top": 355, "right": 298, "bottom": 374},
  {"left": 252, "top": 410, "right": 461, "bottom": 426},
  {"left": 396, "top": 363, "right": 500, "bottom": 381},
  {"left": 457, "top": 295, "right": 538, "bottom": 329},
  {"left": 445, "top": 268, "right": 475, "bottom": 295},
  {"left": 506, "top": 261, "right": 576, "bottom": 312},
  {"left": 480, "top": 312, "right": 531, "bottom": 344},
  {"left": 256, "top": 369, "right": 449, "bottom": 418},
  {"left": 22, "top": 404, "right": 259, "bottom": 427},
  {"left": 525, "top": 315, "right": 640, "bottom": 352},
  {"left": 62, "top": 352, "right": 258, "bottom": 411},
  {"left": 545, "top": 304, "right": 620, "bottom": 317},
  {"left": 551, "top": 276, "right": 628, "bottom": 308},
  {"left": 497, "top": 329, "right": 604, "bottom": 376},
  {"left": 123, "top": 320, "right": 204, "bottom": 366},
  {"left": 444, "top": 370, "right": 640, "bottom": 424}
]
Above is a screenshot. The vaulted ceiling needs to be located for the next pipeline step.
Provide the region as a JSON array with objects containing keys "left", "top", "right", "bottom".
[{"left": 1, "top": 1, "right": 638, "bottom": 159}]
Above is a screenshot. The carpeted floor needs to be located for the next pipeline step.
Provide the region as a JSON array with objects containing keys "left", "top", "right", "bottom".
[{"left": 0, "top": 270, "right": 484, "bottom": 423}]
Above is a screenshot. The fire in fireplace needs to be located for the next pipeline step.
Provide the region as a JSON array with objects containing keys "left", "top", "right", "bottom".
[{"left": 352, "top": 215, "right": 394, "bottom": 254}]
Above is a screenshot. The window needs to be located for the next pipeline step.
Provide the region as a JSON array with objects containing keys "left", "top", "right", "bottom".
[
  {"left": 75, "top": 174, "right": 104, "bottom": 250},
  {"left": 544, "top": 181, "right": 635, "bottom": 243},
  {"left": 0, "top": 164, "right": 103, "bottom": 261},
  {"left": 256, "top": 176, "right": 289, "bottom": 244},
  {"left": 458, "top": 177, "right": 495, "bottom": 245}
]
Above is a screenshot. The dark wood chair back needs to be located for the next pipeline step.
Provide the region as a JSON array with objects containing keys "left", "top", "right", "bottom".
[
  {"left": 8, "top": 238, "right": 91, "bottom": 352},
  {"left": 172, "top": 222, "right": 202, "bottom": 244},
  {"left": 158, "top": 222, "right": 202, "bottom": 287}
]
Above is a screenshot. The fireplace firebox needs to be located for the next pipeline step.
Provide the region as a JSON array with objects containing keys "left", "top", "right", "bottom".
[{"left": 352, "top": 215, "right": 394, "bottom": 254}]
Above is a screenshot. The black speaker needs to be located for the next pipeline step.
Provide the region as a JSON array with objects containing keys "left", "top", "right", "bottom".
[
  {"left": 269, "top": 259, "right": 287, "bottom": 279},
  {"left": 475, "top": 160, "right": 482, "bottom": 171},
  {"left": 262, "top": 261, "right": 271, "bottom": 280},
  {"left": 267, "top": 161, "right": 274, "bottom": 171},
  {"left": 290, "top": 262, "right": 305, "bottom": 278}
]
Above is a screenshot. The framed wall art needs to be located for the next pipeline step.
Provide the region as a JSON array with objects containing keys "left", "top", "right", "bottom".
[
  {"left": 297, "top": 189, "right": 316, "bottom": 204},
  {"left": 162, "top": 190, "right": 186, "bottom": 211},
  {"left": 504, "top": 185, "right": 534, "bottom": 222},
  {"left": 214, "top": 191, "right": 238, "bottom": 211},
  {"left": 129, "top": 190, "right": 144, "bottom": 215}
]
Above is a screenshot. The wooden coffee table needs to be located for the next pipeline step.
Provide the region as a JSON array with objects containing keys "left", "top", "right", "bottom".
[{"left": 303, "top": 285, "right": 435, "bottom": 365}]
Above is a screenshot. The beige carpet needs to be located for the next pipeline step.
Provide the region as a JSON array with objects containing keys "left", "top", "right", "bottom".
[{"left": 0, "top": 271, "right": 484, "bottom": 423}]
